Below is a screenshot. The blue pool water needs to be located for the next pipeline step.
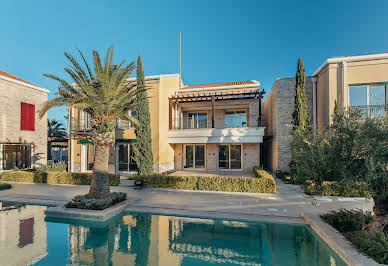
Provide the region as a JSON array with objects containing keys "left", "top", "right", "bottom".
[{"left": 0, "top": 203, "right": 346, "bottom": 266}]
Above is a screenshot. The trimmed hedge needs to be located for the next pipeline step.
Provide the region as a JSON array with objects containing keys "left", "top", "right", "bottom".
[
  {"left": 65, "top": 192, "right": 127, "bottom": 210},
  {"left": 1, "top": 171, "right": 120, "bottom": 186},
  {"left": 304, "top": 180, "right": 372, "bottom": 198},
  {"left": 133, "top": 168, "right": 276, "bottom": 194}
]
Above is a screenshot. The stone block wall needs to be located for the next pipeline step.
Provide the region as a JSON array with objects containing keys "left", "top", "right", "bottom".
[{"left": 263, "top": 77, "right": 313, "bottom": 173}]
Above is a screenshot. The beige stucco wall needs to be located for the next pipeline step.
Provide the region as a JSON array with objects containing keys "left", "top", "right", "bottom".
[
  {"left": 69, "top": 74, "right": 181, "bottom": 173},
  {"left": 316, "top": 58, "right": 388, "bottom": 131},
  {"left": 0, "top": 78, "right": 48, "bottom": 168}
]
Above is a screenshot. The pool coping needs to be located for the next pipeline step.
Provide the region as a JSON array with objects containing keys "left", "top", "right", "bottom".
[{"left": 301, "top": 212, "right": 380, "bottom": 266}]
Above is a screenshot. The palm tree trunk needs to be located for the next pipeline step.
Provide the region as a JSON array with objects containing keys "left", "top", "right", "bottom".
[{"left": 88, "top": 144, "right": 111, "bottom": 199}]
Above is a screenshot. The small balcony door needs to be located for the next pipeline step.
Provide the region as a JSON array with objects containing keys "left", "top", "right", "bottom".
[
  {"left": 184, "top": 144, "right": 205, "bottom": 169},
  {"left": 218, "top": 144, "right": 242, "bottom": 170},
  {"left": 117, "top": 143, "right": 137, "bottom": 172}
]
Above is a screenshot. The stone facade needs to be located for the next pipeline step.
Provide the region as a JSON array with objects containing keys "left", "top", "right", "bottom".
[
  {"left": 0, "top": 74, "right": 48, "bottom": 171},
  {"left": 263, "top": 77, "right": 313, "bottom": 173}
]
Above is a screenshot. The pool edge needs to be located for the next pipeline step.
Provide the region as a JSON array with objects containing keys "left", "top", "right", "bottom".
[{"left": 301, "top": 212, "right": 380, "bottom": 266}]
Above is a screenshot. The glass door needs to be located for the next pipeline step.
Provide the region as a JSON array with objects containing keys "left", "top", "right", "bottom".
[
  {"left": 118, "top": 144, "right": 137, "bottom": 172},
  {"left": 218, "top": 144, "right": 242, "bottom": 170},
  {"left": 184, "top": 145, "right": 205, "bottom": 169}
]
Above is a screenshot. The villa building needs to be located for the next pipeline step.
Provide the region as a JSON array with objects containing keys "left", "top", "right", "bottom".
[
  {"left": 0, "top": 70, "right": 48, "bottom": 171},
  {"left": 168, "top": 81, "right": 265, "bottom": 172},
  {"left": 264, "top": 53, "right": 388, "bottom": 173},
  {"left": 69, "top": 76, "right": 265, "bottom": 174},
  {"left": 69, "top": 74, "right": 182, "bottom": 174}
]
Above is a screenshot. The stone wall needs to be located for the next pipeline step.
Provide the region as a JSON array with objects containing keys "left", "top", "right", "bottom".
[
  {"left": 0, "top": 78, "right": 48, "bottom": 170},
  {"left": 172, "top": 143, "right": 260, "bottom": 172},
  {"left": 263, "top": 77, "right": 313, "bottom": 173}
]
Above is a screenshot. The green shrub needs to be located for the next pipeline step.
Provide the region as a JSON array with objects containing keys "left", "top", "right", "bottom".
[
  {"left": 133, "top": 170, "right": 276, "bottom": 194},
  {"left": 345, "top": 231, "right": 388, "bottom": 264},
  {"left": 0, "top": 182, "right": 11, "bottom": 190},
  {"left": 36, "top": 161, "right": 67, "bottom": 172},
  {"left": 321, "top": 209, "right": 375, "bottom": 233},
  {"left": 2, "top": 171, "right": 120, "bottom": 186},
  {"left": 304, "top": 180, "right": 372, "bottom": 198},
  {"left": 65, "top": 192, "right": 127, "bottom": 210},
  {"left": 2, "top": 171, "right": 47, "bottom": 183}
]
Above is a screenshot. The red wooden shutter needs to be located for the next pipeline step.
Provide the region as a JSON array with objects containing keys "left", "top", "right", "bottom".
[
  {"left": 21, "top": 102, "right": 28, "bottom": 130},
  {"left": 28, "top": 104, "right": 35, "bottom": 131},
  {"left": 20, "top": 102, "right": 35, "bottom": 131}
]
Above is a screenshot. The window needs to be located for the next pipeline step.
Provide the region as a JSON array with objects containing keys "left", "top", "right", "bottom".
[
  {"left": 349, "top": 85, "right": 386, "bottom": 117},
  {"left": 116, "top": 110, "right": 137, "bottom": 129},
  {"left": 224, "top": 110, "right": 247, "bottom": 128},
  {"left": 218, "top": 144, "right": 242, "bottom": 170},
  {"left": 20, "top": 102, "right": 35, "bottom": 131},
  {"left": 3, "top": 145, "right": 31, "bottom": 170},
  {"left": 184, "top": 144, "right": 205, "bottom": 169},
  {"left": 183, "top": 112, "right": 208, "bottom": 129},
  {"left": 86, "top": 145, "right": 94, "bottom": 170}
]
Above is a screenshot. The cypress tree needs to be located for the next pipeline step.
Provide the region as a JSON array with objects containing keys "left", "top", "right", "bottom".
[
  {"left": 132, "top": 55, "right": 154, "bottom": 174},
  {"left": 292, "top": 57, "right": 310, "bottom": 134}
]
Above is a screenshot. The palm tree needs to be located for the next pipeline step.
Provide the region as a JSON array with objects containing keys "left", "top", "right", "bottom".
[
  {"left": 48, "top": 119, "right": 67, "bottom": 138},
  {"left": 40, "top": 47, "right": 140, "bottom": 199}
]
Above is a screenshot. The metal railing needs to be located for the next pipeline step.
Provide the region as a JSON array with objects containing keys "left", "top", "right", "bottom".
[
  {"left": 170, "top": 115, "right": 265, "bottom": 130},
  {"left": 349, "top": 105, "right": 387, "bottom": 118},
  {"left": 171, "top": 117, "right": 211, "bottom": 130},
  {"left": 71, "top": 118, "right": 133, "bottom": 134}
]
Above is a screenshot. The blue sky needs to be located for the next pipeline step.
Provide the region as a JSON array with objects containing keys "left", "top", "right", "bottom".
[{"left": 1, "top": 0, "right": 388, "bottom": 127}]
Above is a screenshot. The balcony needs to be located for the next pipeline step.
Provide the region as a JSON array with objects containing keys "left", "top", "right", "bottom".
[
  {"left": 349, "top": 105, "right": 387, "bottom": 118},
  {"left": 70, "top": 118, "right": 134, "bottom": 135},
  {"left": 168, "top": 116, "right": 265, "bottom": 144}
]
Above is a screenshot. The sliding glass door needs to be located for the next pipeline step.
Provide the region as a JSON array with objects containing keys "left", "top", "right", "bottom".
[
  {"left": 184, "top": 145, "right": 205, "bottom": 169},
  {"left": 218, "top": 144, "right": 242, "bottom": 170},
  {"left": 117, "top": 143, "right": 137, "bottom": 172}
]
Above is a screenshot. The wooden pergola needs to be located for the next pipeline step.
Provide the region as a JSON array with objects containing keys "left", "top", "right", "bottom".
[{"left": 168, "top": 89, "right": 265, "bottom": 129}]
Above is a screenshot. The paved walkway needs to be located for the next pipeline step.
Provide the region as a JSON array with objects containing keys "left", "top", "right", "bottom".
[{"left": 0, "top": 180, "right": 373, "bottom": 222}]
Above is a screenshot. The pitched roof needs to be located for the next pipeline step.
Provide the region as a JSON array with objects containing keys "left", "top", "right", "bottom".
[
  {"left": 182, "top": 80, "right": 255, "bottom": 90},
  {"left": 0, "top": 70, "right": 42, "bottom": 88}
]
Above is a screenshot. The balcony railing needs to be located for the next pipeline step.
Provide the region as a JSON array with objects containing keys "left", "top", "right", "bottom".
[
  {"left": 171, "top": 117, "right": 211, "bottom": 130},
  {"left": 349, "top": 105, "right": 387, "bottom": 118},
  {"left": 71, "top": 118, "right": 133, "bottom": 134},
  {"left": 170, "top": 116, "right": 264, "bottom": 130}
]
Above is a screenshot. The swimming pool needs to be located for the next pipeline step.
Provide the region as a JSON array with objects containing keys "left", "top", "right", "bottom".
[{"left": 0, "top": 203, "right": 346, "bottom": 266}]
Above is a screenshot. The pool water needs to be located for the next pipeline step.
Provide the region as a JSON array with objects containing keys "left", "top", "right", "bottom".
[{"left": 0, "top": 203, "right": 346, "bottom": 266}]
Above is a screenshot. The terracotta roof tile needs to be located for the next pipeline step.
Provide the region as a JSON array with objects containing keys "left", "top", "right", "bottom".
[
  {"left": 0, "top": 70, "right": 42, "bottom": 88},
  {"left": 182, "top": 80, "right": 254, "bottom": 90}
]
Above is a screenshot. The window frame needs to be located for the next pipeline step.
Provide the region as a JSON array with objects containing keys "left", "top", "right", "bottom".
[{"left": 224, "top": 109, "right": 248, "bottom": 128}]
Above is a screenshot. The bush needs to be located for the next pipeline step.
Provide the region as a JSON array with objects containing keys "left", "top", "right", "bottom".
[
  {"left": 133, "top": 169, "right": 276, "bottom": 194},
  {"left": 0, "top": 182, "right": 11, "bottom": 190},
  {"left": 2, "top": 171, "right": 47, "bottom": 183},
  {"left": 65, "top": 192, "right": 127, "bottom": 210},
  {"left": 304, "top": 180, "right": 372, "bottom": 198},
  {"left": 2, "top": 171, "right": 120, "bottom": 186},
  {"left": 346, "top": 231, "right": 388, "bottom": 264},
  {"left": 321, "top": 209, "right": 375, "bottom": 233},
  {"left": 36, "top": 161, "right": 67, "bottom": 172}
]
